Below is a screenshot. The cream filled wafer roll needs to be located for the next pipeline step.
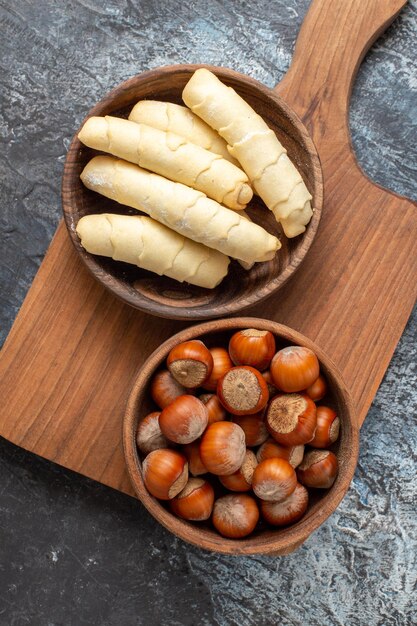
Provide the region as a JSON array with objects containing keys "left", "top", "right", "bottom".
[
  {"left": 128, "top": 100, "right": 238, "bottom": 165},
  {"left": 182, "top": 69, "right": 313, "bottom": 237},
  {"left": 76, "top": 213, "right": 230, "bottom": 289},
  {"left": 80, "top": 156, "right": 280, "bottom": 265},
  {"left": 78, "top": 116, "right": 252, "bottom": 210}
]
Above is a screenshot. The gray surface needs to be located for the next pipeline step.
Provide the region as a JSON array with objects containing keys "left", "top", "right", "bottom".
[{"left": 0, "top": 1, "right": 416, "bottom": 624}]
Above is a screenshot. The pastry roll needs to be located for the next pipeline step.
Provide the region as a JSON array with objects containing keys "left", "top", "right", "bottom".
[
  {"left": 182, "top": 69, "right": 313, "bottom": 237},
  {"left": 128, "top": 100, "right": 238, "bottom": 164},
  {"left": 236, "top": 210, "right": 255, "bottom": 270},
  {"left": 76, "top": 213, "right": 230, "bottom": 289},
  {"left": 78, "top": 116, "right": 252, "bottom": 210},
  {"left": 80, "top": 156, "right": 280, "bottom": 265}
]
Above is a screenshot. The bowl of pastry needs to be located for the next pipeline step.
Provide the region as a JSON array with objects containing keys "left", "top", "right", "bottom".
[{"left": 62, "top": 65, "right": 323, "bottom": 319}]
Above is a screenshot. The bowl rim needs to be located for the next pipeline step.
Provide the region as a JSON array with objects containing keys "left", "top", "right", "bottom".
[
  {"left": 123, "top": 317, "right": 359, "bottom": 556},
  {"left": 62, "top": 63, "right": 323, "bottom": 321}
]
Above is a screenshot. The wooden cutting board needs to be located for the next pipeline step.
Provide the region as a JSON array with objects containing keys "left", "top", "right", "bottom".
[{"left": 1, "top": 0, "right": 416, "bottom": 498}]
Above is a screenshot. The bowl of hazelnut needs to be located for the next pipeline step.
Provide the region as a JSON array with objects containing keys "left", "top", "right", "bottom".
[{"left": 123, "top": 318, "right": 359, "bottom": 555}]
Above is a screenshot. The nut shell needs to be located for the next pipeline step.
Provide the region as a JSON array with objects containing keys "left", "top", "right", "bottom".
[
  {"left": 150, "top": 369, "right": 189, "bottom": 409},
  {"left": 270, "top": 346, "right": 320, "bottom": 393},
  {"left": 183, "top": 440, "right": 207, "bottom": 476},
  {"left": 159, "top": 395, "right": 208, "bottom": 444},
  {"left": 199, "top": 393, "right": 228, "bottom": 424},
  {"left": 167, "top": 340, "right": 213, "bottom": 388},
  {"left": 266, "top": 392, "right": 317, "bottom": 446},
  {"left": 310, "top": 406, "right": 340, "bottom": 448},
  {"left": 232, "top": 413, "right": 269, "bottom": 447},
  {"left": 217, "top": 366, "right": 269, "bottom": 416},
  {"left": 229, "top": 329, "right": 276, "bottom": 371},
  {"left": 212, "top": 494, "right": 259, "bottom": 538},
  {"left": 297, "top": 450, "right": 339, "bottom": 488},
  {"left": 201, "top": 347, "right": 233, "bottom": 391},
  {"left": 261, "top": 483, "right": 308, "bottom": 526},
  {"left": 261, "top": 370, "right": 279, "bottom": 398},
  {"left": 170, "top": 478, "right": 214, "bottom": 521},
  {"left": 200, "top": 421, "right": 246, "bottom": 475},
  {"left": 136, "top": 411, "right": 168, "bottom": 455},
  {"left": 142, "top": 449, "right": 188, "bottom": 500},
  {"left": 306, "top": 374, "right": 328, "bottom": 402},
  {"left": 256, "top": 439, "right": 304, "bottom": 468},
  {"left": 219, "top": 449, "right": 258, "bottom": 492},
  {"left": 252, "top": 458, "right": 297, "bottom": 502}
]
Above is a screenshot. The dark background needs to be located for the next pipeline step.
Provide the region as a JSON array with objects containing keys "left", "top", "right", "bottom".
[{"left": 1, "top": 1, "right": 416, "bottom": 624}]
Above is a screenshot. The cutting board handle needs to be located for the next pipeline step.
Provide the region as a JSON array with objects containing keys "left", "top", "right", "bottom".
[{"left": 276, "top": 0, "right": 407, "bottom": 132}]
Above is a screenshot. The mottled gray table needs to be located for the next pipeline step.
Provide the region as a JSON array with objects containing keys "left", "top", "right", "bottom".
[{"left": 1, "top": 1, "right": 416, "bottom": 625}]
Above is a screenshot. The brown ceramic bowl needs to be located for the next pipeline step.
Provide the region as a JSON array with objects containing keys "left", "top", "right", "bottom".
[
  {"left": 123, "top": 318, "right": 358, "bottom": 556},
  {"left": 62, "top": 64, "right": 323, "bottom": 320}
]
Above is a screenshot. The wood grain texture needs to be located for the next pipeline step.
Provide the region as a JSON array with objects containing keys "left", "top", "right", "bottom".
[
  {"left": 62, "top": 65, "right": 322, "bottom": 319},
  {"left": 123, "top": 318, "right": 358, "bottom": 555},
  {"left": 0, "top": 0, "right": 416, "bottom": 503}
]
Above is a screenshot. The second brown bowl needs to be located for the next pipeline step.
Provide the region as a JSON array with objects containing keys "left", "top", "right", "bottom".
[
  {"left": 123, "top": 317, "right": 358, "bottom": 556},
  {"left": 62, "top": 64, "right": 323, "bottom": 320}
]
